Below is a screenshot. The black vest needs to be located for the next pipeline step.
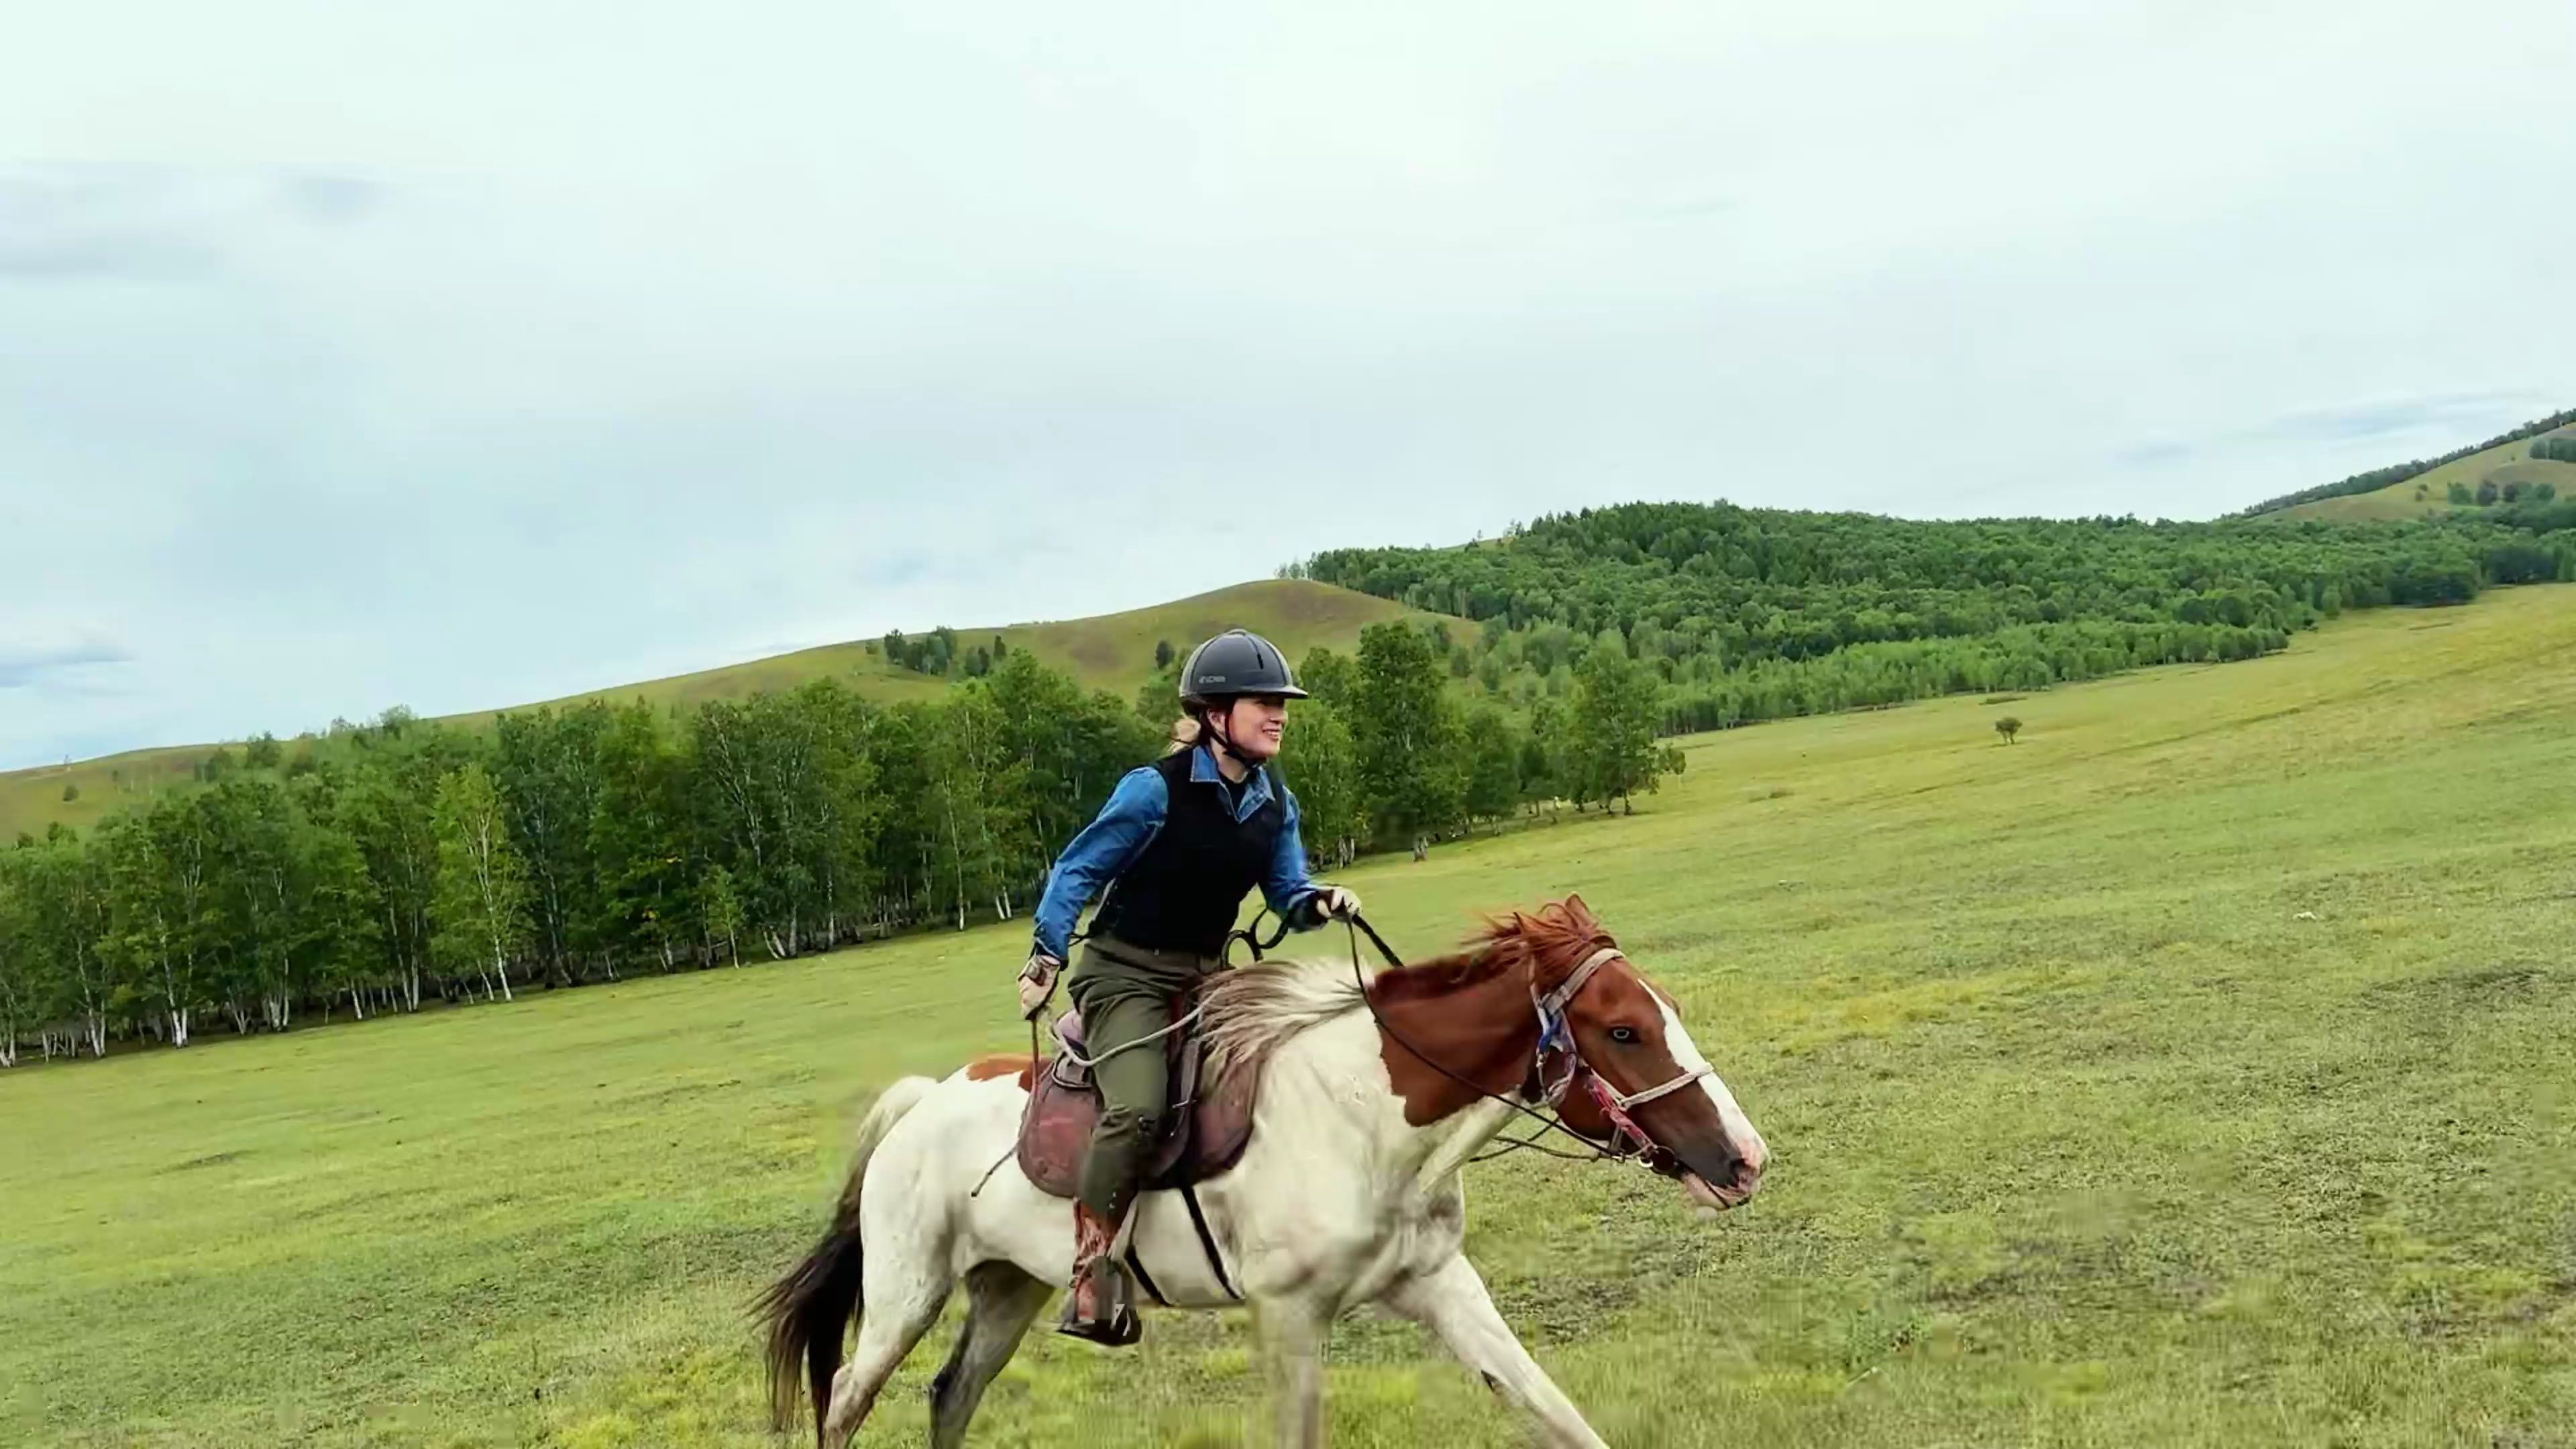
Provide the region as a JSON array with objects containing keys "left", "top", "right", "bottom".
[{"left": 1089, "top": 749, "right": 1285, "bottom": 959}]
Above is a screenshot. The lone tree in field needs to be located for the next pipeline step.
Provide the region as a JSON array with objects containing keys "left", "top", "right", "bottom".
[
  {"left": 1995, "top": 716, "right": 2023, "bottom": 745},
  {"left": 1154, "top": 639, "right": 1175, "bottom": 669}
]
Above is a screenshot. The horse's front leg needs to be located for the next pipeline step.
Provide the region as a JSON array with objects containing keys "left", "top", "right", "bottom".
[
  {"left": 1252, "top": 1291, "right": 1330, "bottom": 1449},
  {"left": 1385, "top": 1254, "right": 1607, "bottom": 1449}
]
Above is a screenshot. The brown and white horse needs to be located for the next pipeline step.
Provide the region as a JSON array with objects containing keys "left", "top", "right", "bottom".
[{"left": 758, "top": 896, "right": 1768, "bottom": 1448}]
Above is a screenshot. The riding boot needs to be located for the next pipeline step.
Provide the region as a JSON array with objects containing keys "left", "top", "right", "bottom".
[{"left": 1058, "top": 1202, "right": 1142, "bottom": 1347}]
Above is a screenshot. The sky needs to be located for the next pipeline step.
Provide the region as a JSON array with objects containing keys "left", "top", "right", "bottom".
[{"left": 5, "top": 1, "right": 2573, "bottom": 769}]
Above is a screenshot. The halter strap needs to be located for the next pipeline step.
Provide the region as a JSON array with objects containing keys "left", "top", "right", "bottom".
[
  {"left": 1530, "top": 945, "right": 1712, "bottom": 1124},
  {"left": 1596, "top": 1062, "right": 1711, "bottom": 1110},
  {"left": 1534, "top": 946, "right": 1624, "bottom": 1021}
]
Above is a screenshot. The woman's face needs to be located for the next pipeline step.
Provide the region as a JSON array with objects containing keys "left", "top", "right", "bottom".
[{"left": 1217, "top": 694, "right": 1289, "bottom": 762}]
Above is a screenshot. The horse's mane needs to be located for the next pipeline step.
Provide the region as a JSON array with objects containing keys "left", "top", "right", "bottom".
[
  {"left": 1197, "top": 949, "right": 1366, "bottom": 1079},
  {"left": 1199, "top": 896, "right": 1615, "bottom": 1078},
  {"left": 1394, "top": 894, "right": 1616, "bottom": 1002}
]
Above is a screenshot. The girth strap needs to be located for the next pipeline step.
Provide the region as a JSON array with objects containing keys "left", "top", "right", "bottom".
[
  {"left": 1123, "top": 1244, "right": 1170, "bottom": 1307},
  {"left": 1180, "top": 1184, "right": 1240, "bottom": 1301}
]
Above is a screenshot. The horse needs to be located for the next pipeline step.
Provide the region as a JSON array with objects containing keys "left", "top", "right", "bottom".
[{"left": 756, "top": 896, "right": 1770, "bottom": 1448}]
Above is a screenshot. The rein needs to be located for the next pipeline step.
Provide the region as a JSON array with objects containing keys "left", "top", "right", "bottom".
[{"left": 1340, "top": 914, "right": 1702, "bottom": 1169}]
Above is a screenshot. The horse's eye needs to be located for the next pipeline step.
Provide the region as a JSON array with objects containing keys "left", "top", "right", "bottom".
[{"left": 1609, "top": 1026, "right": 1639, "bottom": 1044}]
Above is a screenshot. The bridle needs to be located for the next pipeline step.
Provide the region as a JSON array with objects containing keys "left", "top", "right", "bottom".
[
  {"left": 1529, "top": 945, "right": 1714, "bottom": 1162},
  {"left": 1336, "top": 914, "right": 1710, "bottom": 1169}
]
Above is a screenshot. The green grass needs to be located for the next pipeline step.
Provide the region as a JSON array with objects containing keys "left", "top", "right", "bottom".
[
  {"left": 0, "top": 580, "right": 1441, "bottom": 845},
  {"left": 7, "top": 586, "right": 2576, "bottom": 1448},
  {"left": 2271, "top": 423, "right": 2576, "bottom": 521}
]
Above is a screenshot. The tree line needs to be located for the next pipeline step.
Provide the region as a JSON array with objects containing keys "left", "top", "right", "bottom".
[
  {"left": 2448, "top": 477, "right": 2560, "bottom": 507},
  {"left": 879, "top": 627, "right": 1014, "bottom": 678},
  {"left": 1292, "top": 501, "right": 2576, "bottom": 732},
  {"left": 0, "top": 624, "right": 1668, "bottom": 1067},
  {"left": 2231, "top": 405, "right": 2576, "bottom": 516}
]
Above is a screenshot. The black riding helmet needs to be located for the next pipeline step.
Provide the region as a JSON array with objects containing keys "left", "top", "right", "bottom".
[{"left": 1178, "top": 629, "right": 1309, "bottom": 706}]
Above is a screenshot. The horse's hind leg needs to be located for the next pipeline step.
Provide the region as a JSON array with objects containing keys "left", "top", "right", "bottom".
[
  {"left": 926, "top": 1260, "right": 1052, "bottom": 1448},
  {"left": 820, "top": 1254, "right": 953, "bottom": 1449},
  {"left": 1385, "top": 1254, "right": 1607, "bottom": 1449}
]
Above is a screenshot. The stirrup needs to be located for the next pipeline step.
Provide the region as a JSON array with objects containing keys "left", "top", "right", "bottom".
[{"left": 1057, "top": 1255, "right": 1141, "bottom": 1347}]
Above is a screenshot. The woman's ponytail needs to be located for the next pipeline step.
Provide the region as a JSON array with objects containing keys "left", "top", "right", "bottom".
[{"left": 1165, "top": 715, "right": 1203, "bottom": 755}]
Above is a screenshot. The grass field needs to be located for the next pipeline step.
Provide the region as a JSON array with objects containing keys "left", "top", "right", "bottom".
[
  {"left": 6, "top": 586, "right": 2575, "bottom": 1448},
  {"left": 0, "top": 580, "right": 1440, "bottom": 845},
  {"left": 2270, "top": 424, "right": 2576, "bottom": 521}
]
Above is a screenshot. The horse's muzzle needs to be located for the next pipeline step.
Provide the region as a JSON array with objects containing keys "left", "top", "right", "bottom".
[
  {"left": 1679, "top": 1164, "right": 1760, "bottom": 1212},
  {"left": 1654, "top": 1136, "right": 1762, "bottom": 1214}
]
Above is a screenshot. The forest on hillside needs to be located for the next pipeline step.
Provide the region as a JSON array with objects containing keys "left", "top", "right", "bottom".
[
  {"left": 0, "top": 626, "right": 1662, "bottom": 1066},
  {"left": 1293, "top": 502, "right": 2576, "bottom": 731},
  {"left": 17, "top": 486, "right": 2576, "bottom": 1069},
  {"left": 2229, "top": 405, "right": 2576, "bottom": 516}
]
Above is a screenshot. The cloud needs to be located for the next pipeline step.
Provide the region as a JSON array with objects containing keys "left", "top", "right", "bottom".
[
  {"left": 0, "top": 640, "right": 133, "bottom": 690},
  {"left": 2110, "top": 439, "right": 2196, "bottom": 470},
  {"left": 0, "top": 166, "right": 225, "bottom": 278},
  {"left": 2109, "top": 390, "right": 2557, "bottom": 478},
  {"left": 0, "top": 1, "right": 2571, "bottom": 769},
  {"left": 0, "top": 164, "right": 380, "bottom": 281},
  {"left": 854, "top": 551, "right": 936, "bottom": 589},
  {"left": 280, "top": 174, "right": 380, "bottom": 225},
  {"left": 2253, "top": 391, "right": 2533, "bottom": 446}
]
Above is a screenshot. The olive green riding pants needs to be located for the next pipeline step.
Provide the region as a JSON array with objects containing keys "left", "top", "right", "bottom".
[{"left": 1065, "top": 936, "right": 1222, "bottom": 1220}]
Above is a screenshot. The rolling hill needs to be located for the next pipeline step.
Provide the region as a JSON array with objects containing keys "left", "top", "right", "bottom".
[
  {"left": 0, "top": 580, "right": 1444, "bottom": 844},
  {"left": 20, "top": 394, "right": 2576, "bottom": 847},
  {"left": 9, "top": 584, "right": 2575, "bottom": 1446},
  {"left": 2265, "top": 420, "right": 2576, "bottom": 522}
]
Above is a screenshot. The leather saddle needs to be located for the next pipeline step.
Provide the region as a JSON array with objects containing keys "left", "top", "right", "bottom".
[{"left": 1015, "top": 1003, "right": 1262, "bottom": 1199}]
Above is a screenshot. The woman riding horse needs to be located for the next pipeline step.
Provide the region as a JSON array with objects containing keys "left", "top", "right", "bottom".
[{"left": 1016, "top": 628, "right": 1361, "bottom": 1345}]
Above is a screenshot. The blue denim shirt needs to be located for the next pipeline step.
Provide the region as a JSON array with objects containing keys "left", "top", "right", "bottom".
[{"left": 1031, "top": 745, "right": 1320, "bottom": 961}]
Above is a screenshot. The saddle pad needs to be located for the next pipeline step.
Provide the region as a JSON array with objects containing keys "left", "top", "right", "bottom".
[{"left": 1015, "top": 1034, "right": 1261, "bottom": 1199}]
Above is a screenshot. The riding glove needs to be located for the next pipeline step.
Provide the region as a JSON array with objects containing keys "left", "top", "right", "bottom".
[
  {"left": 1312, "top": 885, "right": 1362, "bottom": 922},
  {"left": 1018, "top": 952, "right": 1062, "bottom": 1019}
]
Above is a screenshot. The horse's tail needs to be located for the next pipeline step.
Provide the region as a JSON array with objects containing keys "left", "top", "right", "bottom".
[{"left": 755, "top": 1075, "right": 938, "bottom": 1443}]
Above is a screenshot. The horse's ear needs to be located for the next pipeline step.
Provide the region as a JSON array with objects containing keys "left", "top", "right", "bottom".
[{"left": 1561, "top": 892, "right": 1591, "bottom": 923}]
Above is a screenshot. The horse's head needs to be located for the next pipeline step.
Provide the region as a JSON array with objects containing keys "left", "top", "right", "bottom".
[{"left": 1487, "top": 896, "right": 1769, "bottom": 1213}]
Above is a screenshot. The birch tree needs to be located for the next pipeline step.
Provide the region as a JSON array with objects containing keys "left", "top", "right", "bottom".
[
  {"left": 688, "top": 686, "right": 875, "bottom": 958},
  {"left": 1281, "top": 698, "right": 1365, "bottom": 867},
  {"left": 920, "top": 684, "right": 1029, "bottom": 929},
  {"left": 491, "top": 706, "right": 608, "bottom": 985},
  {"left": 18, "top": 834, "right": 117, "bottom": 1056},
  {"left": 702, "top": 865, "right": 744, "bottom": 965},
  {"left": 97, "top": 803, "right": 213, "bottom": 1046},
  {"left": 0, "top": 855, "right": 33, "bottom": 1066},
  {"left": 432, "top": 764, "right": 531, "bottom": 1003},
  {"left": 591, "top": 701, "right": 691, "bottom": 972},
  {"left": 284, "top": 773, "right": 385, "bottom": 1022},
  {"left": 343, "top": 729, "right": 470, "bottom": 1013}
]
